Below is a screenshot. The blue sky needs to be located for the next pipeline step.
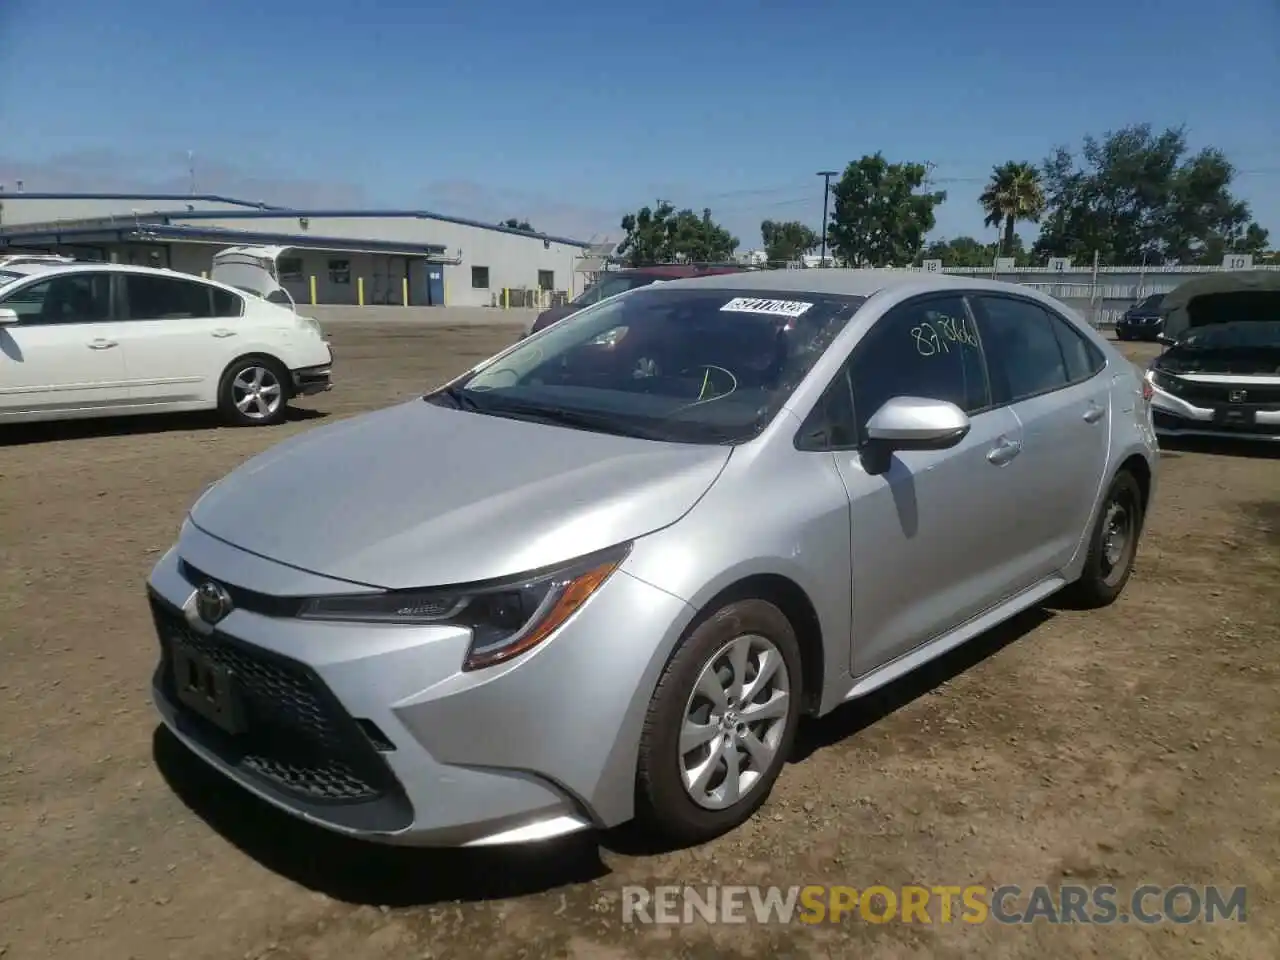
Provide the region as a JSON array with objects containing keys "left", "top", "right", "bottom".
[{"left": 2, "top": 0, "right": 1277, "bottom": 251}]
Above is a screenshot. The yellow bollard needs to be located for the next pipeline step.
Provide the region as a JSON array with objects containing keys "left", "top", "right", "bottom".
[
  {"left": 309, "top": 275, "right": 317, "bottom": 305},
  {"left": 200, "top": 270, "right": 208, "bottom": 279},
  {"left": 503, "top": 287, "right": 509, "bottom": 309},
  {"left": 402, "top": 277, "right": 409, "bottom": 306},
  {"left": 443, "top": 279, "right": 449, "bottom": 306},
  {"left": 357, "top": 277, "right": 365, "bottom": 306}
]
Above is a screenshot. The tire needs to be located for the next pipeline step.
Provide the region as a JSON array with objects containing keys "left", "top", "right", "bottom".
[
  {"left": 217, "top": 355, "right": 291, "bottom": 427},
  {"left": 1065, "top": 470, "right": 1145, "bottom": 608},
  {"left": 635, "top": 598, "right": 803, "bottom": 846},
  {"left": 1116, "top": 330, "right": 1130, "bottom": 341}
]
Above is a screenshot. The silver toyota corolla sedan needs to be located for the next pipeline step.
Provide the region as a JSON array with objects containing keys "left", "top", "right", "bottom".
[{"left": 147, "top": 269, "right": 1158, "bottom": 848}]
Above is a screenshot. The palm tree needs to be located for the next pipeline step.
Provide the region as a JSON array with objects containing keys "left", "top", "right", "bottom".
[{"left": 979, "top": 162, "right": 1046, "bottom": 259}]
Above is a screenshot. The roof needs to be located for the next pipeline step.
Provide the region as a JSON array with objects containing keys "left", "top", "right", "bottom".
[
  {"left": 0, "top": 260, "right": 249, "bottom": 287},
  {"left": 159, "top": 207, "right": 593, "bottom": 247},
  {"left": 653, "top": 267, "right": 1003, "bottom": 297},
  {"left": 0, "top": 221, "right": 449, "bottom": 258},
  {"left": 0, "top": 193, "right": 591, "bottom": 246},
  {"left": 619, "top": 264, "right": 747, "bottom": 277},
  {"left": 0, "top": 192, "right": 279, "bottom": 209}
]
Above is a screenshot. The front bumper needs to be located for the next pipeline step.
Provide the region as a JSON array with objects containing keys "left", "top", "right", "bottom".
[
  {"left": 1149, "top": 382, "right": 1280, "bottom": 442},
  {"left": 146, "top": 526, "right": 693, "bottom": 846},
  {"left": 1115, "top": 318, "right": 1163, "bottom": 340}
]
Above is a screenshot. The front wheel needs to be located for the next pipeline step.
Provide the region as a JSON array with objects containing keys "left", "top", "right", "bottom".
[
  {"left": 1065, "top": 470, "right": 1145, "bottom": 608},
  {"left": 634, "top": 599, "right": 803, "bottom": 846},
  {"left": 218, "top": 356, "right": 290, "bottom": 427}
]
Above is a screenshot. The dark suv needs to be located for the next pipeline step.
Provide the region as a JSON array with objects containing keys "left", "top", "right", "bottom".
[
  {"left": 1115, "top": 293, "right": 1166, "bottom": 341},
  {"left": 524, "top": 264, "right": 748, "bottom": 337}
]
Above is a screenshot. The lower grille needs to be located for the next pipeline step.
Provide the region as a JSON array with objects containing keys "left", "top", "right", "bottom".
[
  {"left": 1154, "top": 409, "right": 1280, "bottom": 437},
  {"left": 150, "top": 595, "right": 396, "bottom": 806}
]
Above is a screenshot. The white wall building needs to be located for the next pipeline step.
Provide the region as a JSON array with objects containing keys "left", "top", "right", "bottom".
[{"left": 0, "top": 192, "right": 594, "bottom": 307}]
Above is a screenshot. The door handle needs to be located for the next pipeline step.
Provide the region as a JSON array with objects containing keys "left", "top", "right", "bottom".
[
  {"left": 987, "top": 437, "right": 1021, "bottom": 466},
  {"left": 1083, "top": 403, "right": 1106, "bottom": 424},
  {"left": 211, "top": 329, "right": 236, "bottom": 338},
  {"left": 87, "top": 338, "right": 118, "bottom": 350}
]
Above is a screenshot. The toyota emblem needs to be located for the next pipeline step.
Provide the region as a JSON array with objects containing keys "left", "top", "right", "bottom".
[
  {"left": 194, "top": 581, "right": 233, "bottom": 625},
  {"left": 1229, "top": 390, "right": 1247, "bottom": 403}
]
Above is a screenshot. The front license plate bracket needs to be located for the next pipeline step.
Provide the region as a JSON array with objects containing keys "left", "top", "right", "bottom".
[
  {"left": 172, "top": 641, "right": 247, "bottom": 735},
  {"left": 1213, "top": 406, "right": 1256, "bottom": 428}
]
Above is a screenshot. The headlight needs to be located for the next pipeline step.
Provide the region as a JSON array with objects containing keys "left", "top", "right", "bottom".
[
  {"left": 1149, "top": 369, "right": 1181, "bottom": 394},
  {"left": 297, "top": 543, "right": 631, "bottom": 671}
]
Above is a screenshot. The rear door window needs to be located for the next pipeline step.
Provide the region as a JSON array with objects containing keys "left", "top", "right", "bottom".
[
  {"left": 973, "top": 296, "right": 1070, "bottom": 404},
  {"left": 125, "top": 274, "right": 218, "bottom": 320}
]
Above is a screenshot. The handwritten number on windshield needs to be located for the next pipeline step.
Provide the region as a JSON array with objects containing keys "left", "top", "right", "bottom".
[{"left": 911, "top": 314, "right": 979, "bottom": 357}]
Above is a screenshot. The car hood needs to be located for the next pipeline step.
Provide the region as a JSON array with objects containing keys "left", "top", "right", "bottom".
[
  {"left": 188, "top": 399, "right": 731, "bottom": 589},
  {"left": 531, "top": 303, "right": 581, "bottom": 331}
]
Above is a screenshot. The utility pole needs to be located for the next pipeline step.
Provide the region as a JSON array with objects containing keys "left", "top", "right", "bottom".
[{"left": 816, "top": 171, "right": 838, "bottom": 267}]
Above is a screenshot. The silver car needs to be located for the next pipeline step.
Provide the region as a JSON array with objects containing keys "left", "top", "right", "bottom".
[{"left": 147, "top": 270, "right": 1158, "bottom": 848}]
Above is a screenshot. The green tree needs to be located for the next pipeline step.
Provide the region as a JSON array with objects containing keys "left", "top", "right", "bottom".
[
  {"left": 1033, "top": 124, "right": 1270, "bottom": 265},
  {"left": 918, "top": 234, "right": 1033, "bottom": 268},
  {"left": 979, "top": 162, "right": 1045, "bottom": 258},
  {"left": 500, "top": 218, "right": 534, "bottom": 231},
  {"left": 760, "top": 219, "right": 820, "bottom": 263},
  {"left": 826, "top": 154, "right": 946, "bottom": 267},
  {"left": 616, "top": 202, "right": 738, "bottom": 266}
]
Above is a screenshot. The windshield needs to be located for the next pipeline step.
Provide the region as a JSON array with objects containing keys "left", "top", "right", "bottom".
[
  {"left": 431, "top": 286, "right": 866, "bottom": 444},
  {"left": 1135, "top": 294, "right": 1165, "bottom": 312},
  {"left": 571, "top": 273, "right": 653, "bottom": 305},
  {"left": 0, "top": 269, "right": 23, "bottom": 287}
]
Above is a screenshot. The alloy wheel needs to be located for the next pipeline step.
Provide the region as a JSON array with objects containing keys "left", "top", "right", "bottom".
[
  {"left": 679, "top": 633, "right": 791, "bottom": 810},
  {"left": 231, "top": 365, "right": 284, "bottom": 421}
]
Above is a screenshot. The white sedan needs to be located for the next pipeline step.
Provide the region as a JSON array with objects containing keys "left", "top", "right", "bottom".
[{"left": 0, "top": 261, "right": 332, "bottom": 427}]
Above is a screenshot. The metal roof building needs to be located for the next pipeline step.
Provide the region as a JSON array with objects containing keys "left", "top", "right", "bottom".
[{"left": 0, "top": 192, "right": 594, "bottom": 307}]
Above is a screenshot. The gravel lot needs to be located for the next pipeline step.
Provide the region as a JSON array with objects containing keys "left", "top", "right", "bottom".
[{"left": 1, "top": 323, "right": 1277, "bottom": 960}]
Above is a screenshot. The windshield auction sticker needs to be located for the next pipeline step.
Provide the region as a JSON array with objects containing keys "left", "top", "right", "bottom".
[{"left": 719, "top": 297, "right": 814, "bottom": 318}]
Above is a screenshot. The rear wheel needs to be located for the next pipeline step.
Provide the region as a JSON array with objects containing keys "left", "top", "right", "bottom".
[
  {"left": 218, "top": 356, "right": 290, "bottom": 427},
  {"left": 1066, "top": 470, "right": 1144, "bottom": 608},
  {"left": 635, "top": 599, "right": 803, "bottom": 846}
]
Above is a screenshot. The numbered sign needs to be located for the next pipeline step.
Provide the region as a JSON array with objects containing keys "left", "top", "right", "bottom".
[
  {"left": 1047, "top": 257, "right": 1071, "bottom": 272},
  {"left": 994, "top": 257, "right": 1016, "bottom": 272},
  {"left": 1222, "top": 254, "right": 1253, "bottom": 270},
  {"left": 921, "top": 259, "right": 943, "bottom": 273}
]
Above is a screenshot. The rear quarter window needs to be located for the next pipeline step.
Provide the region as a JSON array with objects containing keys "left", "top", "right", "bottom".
[{"left": 1044, "top": 307, "right": 1106, "bottom": 382}]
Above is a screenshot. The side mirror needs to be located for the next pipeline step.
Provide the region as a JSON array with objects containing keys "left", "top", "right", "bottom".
[
  {"left": 0, "top": 307, "right": 18, "bottom": 325},
  {"left": 865, "top": 396, "right": 971, "bottom": 451}
]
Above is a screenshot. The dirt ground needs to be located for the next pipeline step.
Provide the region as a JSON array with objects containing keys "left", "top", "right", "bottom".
[{"left": 1, "top": 324, "right": 1277, "bottom": 960}]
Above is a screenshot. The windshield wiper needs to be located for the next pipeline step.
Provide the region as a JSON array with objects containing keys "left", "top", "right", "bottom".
[
  {"left": 477, "top": 399, "right": 673, "bottom": 440},
  {"left": 428, "top": 384, "right": 481, "bottom": 410}
]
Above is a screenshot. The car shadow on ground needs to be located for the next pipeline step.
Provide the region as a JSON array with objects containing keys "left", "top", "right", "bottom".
[
  {"left": 152, "top": 725, "right": 609, "bottom": 908},
  {"left": 155, "top": 607, "right": 1054, "bottom": 898},
  {"left": 1158, "top": 436, "right": 1280, "bottom": 461},
  {"left": 787, "top": 606, "right": 1053, "bottom": 764},
  {"left": 604, "top": 606, "right": 1053, "bottom": 858},
  {"left": 0, "top": 406, "right": 326, "bottom": 446}
]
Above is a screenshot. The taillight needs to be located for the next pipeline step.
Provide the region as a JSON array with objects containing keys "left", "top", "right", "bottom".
[{"left": 1141, "top": 379, "right": 1153, "bottom": 402}]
